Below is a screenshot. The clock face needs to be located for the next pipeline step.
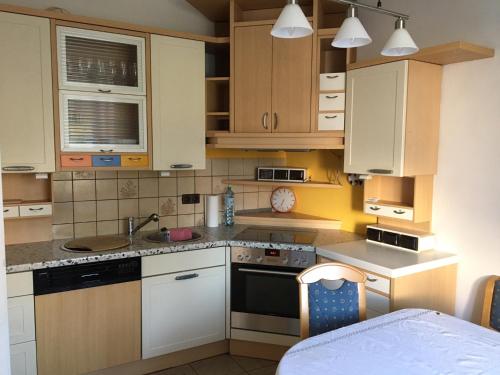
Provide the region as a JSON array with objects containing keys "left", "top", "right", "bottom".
[{"left": 270, "top": 187, "right": 296, "bottom": 213}]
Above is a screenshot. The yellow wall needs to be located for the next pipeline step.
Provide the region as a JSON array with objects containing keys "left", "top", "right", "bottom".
[{"left": 208, "top": 149, "right": 375, "bottom": 234}]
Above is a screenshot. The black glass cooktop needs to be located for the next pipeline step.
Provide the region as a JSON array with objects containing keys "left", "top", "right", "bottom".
[{"left": 233, "top": 227, "right": 317, "bottom": 245}]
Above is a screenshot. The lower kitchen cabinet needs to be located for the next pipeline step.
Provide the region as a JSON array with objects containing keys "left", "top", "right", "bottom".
[
  {"left": 10, "top": 341, "right": 37, "bottom": 375},
  {"left": 142, "top": 265, "right": 226, "bottom": 359}
]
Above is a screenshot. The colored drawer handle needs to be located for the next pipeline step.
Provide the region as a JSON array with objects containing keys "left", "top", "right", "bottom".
[
  {"left": 393, "top": 210, "right": 406, "bottom": 215},
  {"left": 29, "top": 208, "right": 44, "bottom": 211},
  {"left": 325, "top": 115, "right": 338, "bottom": 119},
  {"left": 170, "top": 164, "right": 193, "bottom": 169},
  {"left": 369, "top": 206, "right": 381, "bottom": 211},
  {"left": 128, "top": 158, "right": 142, "bottom": 161},
  {"left": 326, "top": 75, "right": 340, "bottom": 79},
  {"left": 69, "top": 157, "right": 84, "bottom": 161},
  {"left": 98, "top": 89, "right": 112, "bottom": 93},
  {"left": 2, "top": 166, "right": 35, "bottom": 171},
  {"left": 367, "top": 277, "right": 378, "bottom": 282},
  {"left": 100, "top": 149, "right": 114, "bottom": 153},
  {"left": 99, "top": 158, "right": 114, "bottom": 162},
  {"left": 3, "top": 209, "right": 9, "bottom": 213},
  {"left": 326, "top": 95, "right": 339, "bottom": 99},
  {"left": 367, "top": 169, "right": 393, "bottom": 174},
  {"left": 175, "top": 273, "right": 199, "bottom": 281}
]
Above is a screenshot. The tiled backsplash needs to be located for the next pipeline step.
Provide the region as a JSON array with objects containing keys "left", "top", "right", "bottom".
[{"left": 51, "top": 158, "right": 284, "bottom": 239}]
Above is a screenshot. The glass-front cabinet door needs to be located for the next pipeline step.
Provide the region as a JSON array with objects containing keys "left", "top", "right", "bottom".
[
  {"left": 59, "top": 92, "right": 147, "bottom": 153},
  {"left": 57, "top": 27, "right": 146, "bottom": 95}
]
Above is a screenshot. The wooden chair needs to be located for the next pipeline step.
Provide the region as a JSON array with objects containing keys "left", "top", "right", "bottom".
[
  {"left": 481, "top": 275, "right": 500, "bottom": 331},
  {"left": 297, "top": 262, "right": 367, "bottom": 339}
]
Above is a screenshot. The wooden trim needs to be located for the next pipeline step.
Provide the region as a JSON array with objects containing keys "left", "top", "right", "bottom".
[
  {"left": 0, "top": 4, "right": 227, "bottom": 43},
  {"left": 222, "top": 179, "right": 341, "bottom": 189},
  {"left": 145, "top": 33, "right": 153, "bottom": 170},
  {"left": 297, "top": 262, "right": 367, "bottom": 339},
  {"left": 229, "top": 339, "right": 288, "bottom": 362},
  {"left": 481, "top": 276, "right": 500, "bottom": 329},
  {"left": 348, "top": 41, "right": 494, "bottom": 70},
  {"left": 54, "top": 19, "right": 147, "bottom": 38},
  {"left": 87, "top": 340, "right": 229, "bottom": 375}
]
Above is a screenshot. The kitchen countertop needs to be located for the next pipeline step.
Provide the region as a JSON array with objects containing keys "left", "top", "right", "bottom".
[{"left": 5, "top": 225, "right": 362, "bottom": 273}]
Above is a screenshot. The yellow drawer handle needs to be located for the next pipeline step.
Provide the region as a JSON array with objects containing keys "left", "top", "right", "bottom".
[{"left": 127, "top": 158, "right": 143, "bottom": 161}]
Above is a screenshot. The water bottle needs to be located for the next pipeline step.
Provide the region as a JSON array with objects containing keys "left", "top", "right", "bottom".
[{"left": 224, "top": 186, "right": 235, "bottom": 226}]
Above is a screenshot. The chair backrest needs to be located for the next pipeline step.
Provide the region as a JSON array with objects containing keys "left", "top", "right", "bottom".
[
  {"left": 297, "top": 262, "right": 367, "bottom": 339},
  {"left": 481, "top": 275, "right": 500, "bottom": 331}
]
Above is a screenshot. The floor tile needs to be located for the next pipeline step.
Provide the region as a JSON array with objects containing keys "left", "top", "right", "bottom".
[
  {"left": 191, "top": 355, "right": 245, "bottom": 375},
  {"left": 247, "top": 365, "right": 278, "bottom": 375},
  {"left": 232, "top": 356, "right": 277, "bottom": 372},
  {"left": 150, "top": 364, "right": 197, "bottom": 375}
]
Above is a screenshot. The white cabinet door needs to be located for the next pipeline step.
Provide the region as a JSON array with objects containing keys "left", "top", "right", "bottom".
[
  {"left": 10, "top": 341, "right": 37, "bottom": 375},
  {"left": 0, "top": 12, "right": 55, "bottom": 173},
  {"left": 344, "top": 61, "right": 408, "bottom": 176},
  {"left": 151, "top": 35, "right": 205, "bottom": 171},
  {"left": 8, "top": 295, "right": 35, "bottom": 345},
  {"left": 142, "top": 266, "right": 225, "bottom": 359}
]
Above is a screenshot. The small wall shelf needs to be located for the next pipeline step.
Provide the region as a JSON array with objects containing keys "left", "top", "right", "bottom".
[{"left": 222, "top": 179, "right": 342, "bottom": 189}]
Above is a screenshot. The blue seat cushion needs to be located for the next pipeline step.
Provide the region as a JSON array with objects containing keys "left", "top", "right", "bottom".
[
  {"left": 491, "top": 280, "right": 500, "bottom": 331},
  {"left": 308, "top": 279, "right": 360, "bottom": 337}
]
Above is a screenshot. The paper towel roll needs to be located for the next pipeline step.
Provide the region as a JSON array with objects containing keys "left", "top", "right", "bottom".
[{"left": 206, "top": 195, "right": 220, "bottom": 227}]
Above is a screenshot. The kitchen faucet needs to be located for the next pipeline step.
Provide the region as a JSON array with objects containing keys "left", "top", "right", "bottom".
[{"left": 128, "top": 213, "right": 159, "bottom": 236}]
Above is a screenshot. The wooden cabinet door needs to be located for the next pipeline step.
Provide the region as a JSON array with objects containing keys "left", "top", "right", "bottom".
[
  {"left": 271, "top": 35, "right": 313, "bottom": 133},
  {"left": 142, "top": 266, "right": 226, "bottom": 359},
  {"left": 151, "top": 35, "right": 205, "bottom": 170},
  {"left": 344, "top": 61, "right": 408, "bottom": 176},
  {"left": 0, "top": 12, "right": 55, "bottom": 173},
  {"left": 234, "top": 25, "right": 273, "bottom": 133}
]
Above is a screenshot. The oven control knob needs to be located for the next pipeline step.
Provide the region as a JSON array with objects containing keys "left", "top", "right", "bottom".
[{"left": 256, "top": 256, "right": 263, "bottom": 263}]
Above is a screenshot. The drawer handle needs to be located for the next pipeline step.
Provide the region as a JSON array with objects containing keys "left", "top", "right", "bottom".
[
  {"left": 369, "top": 206, "right": 381, "bottom": 211},
  {"left": 325, "top": 115, "right": 338, "bottom": 119},
  {"left": 100, "top": 149, "right": 114, "bottom": 153},
  {"left": 69, "top": 157, "right": 84, "bottom": 161},
  {"left": 100, "top": 158, "right": 114, "bottom": 162},
  {"left": 367, "top": 169, "right": 393, "bottom": 174},
  {"left": 29, "top": 207, "right": 44, "bottom": 211},
  {"left": 367, "top": 277, "right": 378, "bottom": 282},
  {"left": 3, "top": 209, "right": 9, "bottom": 213},
  {"left": 325, "top": 95, "right": 339, "bottom": 99},
  {"left": 2, "top": 166, "right": 35, "bottom": 171},
  {"left": 393, "top": 209, "right": 406, "bottom": 215},
  {"left": 128, "top": 157, "right": 143, "bottom": 161},
  {"left": 274, "top": 112, "right": 278, "bottom": 130},
  {"left": 326, "top": 75, "right": 340, "bottom": 79},
  {"left": 170, "top": 164, "right": 193, "bottom": 169},
  {"left": 175, "top": 273, "right": 199, "bottom": 281},
  {"left": 98, "top": 89, "right": 112, "bottom": 93},
  {"left": 261, "top": 112, "right": 269, "bottom": 130}
]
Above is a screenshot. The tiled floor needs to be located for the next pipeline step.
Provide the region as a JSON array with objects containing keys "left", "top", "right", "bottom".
[{"left": 150, "top": 354, "right": 278, "bottom": 375}]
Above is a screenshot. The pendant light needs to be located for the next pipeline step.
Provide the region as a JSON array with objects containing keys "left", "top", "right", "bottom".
[
  {"left": 381, "top": 18, "right": 419, "bottom": 56},
  {"left": 271, "top": 0, "right": 313, "bottom": 39},
  {"left": 332, "top": 5, "right": 372, "bottom": 48}
]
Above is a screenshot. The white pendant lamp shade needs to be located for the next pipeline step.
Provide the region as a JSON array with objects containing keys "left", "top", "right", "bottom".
[
  {"left": 381, "top": 18, "right": 419, "bottom": 56},
  {"left": 271, "top": 0, "right": 313, "bottom": 39},
  {"left": 332, "top": 6, "right": 372, "bottom": 48}
]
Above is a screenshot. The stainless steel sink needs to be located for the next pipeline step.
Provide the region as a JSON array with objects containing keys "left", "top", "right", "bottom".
[{"left": 144, "top": 231, "right": 202, "bottom": 243}]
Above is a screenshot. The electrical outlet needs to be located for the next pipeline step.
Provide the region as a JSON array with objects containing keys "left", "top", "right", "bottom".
[{"left": 182, "top": 194, "right": 200, "bottom": 205}]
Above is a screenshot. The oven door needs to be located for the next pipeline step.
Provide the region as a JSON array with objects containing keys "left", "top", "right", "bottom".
[{"left": 231, "top": 263, "right": 302, "bottom": 336}]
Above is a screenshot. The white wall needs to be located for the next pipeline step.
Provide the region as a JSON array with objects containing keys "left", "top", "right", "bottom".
[
  {"left": 357, "top": 0, "right": 500, "bottom": 322},
  {"left": 4, "top": 0, "right": 214, "bottom": 35}
]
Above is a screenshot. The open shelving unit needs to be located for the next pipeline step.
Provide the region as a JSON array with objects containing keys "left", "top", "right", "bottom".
[{"left": 205, "top": 42, "right": 230, "bottom": 133}]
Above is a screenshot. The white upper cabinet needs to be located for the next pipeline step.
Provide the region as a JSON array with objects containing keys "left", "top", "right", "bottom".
[
  {"left": 57, "top": 27, "right": 146, "bottom": 95},
  {"left": 344, "top": 61, "right": 408, "bottom": 177},
  {"left": 151, "top": 35, "right": 205, "bottom": 171},
  {"left": 0, "top": 12, "right": 55, "bottom": 173}
]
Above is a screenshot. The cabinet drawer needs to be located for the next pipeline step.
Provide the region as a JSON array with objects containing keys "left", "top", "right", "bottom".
[
  {"left": 61, "top": 154, "right": 92, "bottom": 167},
  {"left": 121, "top": 154, "right": 149, "bottom": 167},
  {"left": 364, "top": 203, "right": 414, "bottom": 221},
  {"left": 8, "top": 295, "right": 35, "bottom": 345},
  {"left": 365, "top": 272, "right": 390, "bottom": 294},
  {"left": 319, "top": 93, "right": 345, "bottom": 111},
  {"left": 19, "top": 204, "right": 52, "bottom": 217},
  {"left": 92, "top": 155, "right": 121, "bottom": 167},
  {"left": 319, "top": 73, "right": 345, "bottom": 91},
  {"left": 7, "top": 272, "right": 33, "bottom": 298},
  {"left": 366, "top": 290, "right": 390, "bottom": 314},
  {"left": 10, "top": 341, "right": 37, "bottom": 375},
  {"left": 3, "top": 206, "right": 19, "bottom": 218},
  {"left": 142, "top": 247, "right": 226, "bottom": 278},
  {"left": 318, "top": 113, "right": 344, "bottom": 131}
]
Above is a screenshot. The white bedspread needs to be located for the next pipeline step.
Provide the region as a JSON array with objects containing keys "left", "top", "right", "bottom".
[{"left": 277, "top": 309, "right": 500, "bottom": 375}]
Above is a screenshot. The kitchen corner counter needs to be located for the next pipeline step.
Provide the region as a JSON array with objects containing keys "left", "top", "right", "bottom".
[
  {"left": 316, "top": 240, "right": 459, "bottom": 278},
  {"left": 5, "top": 225, "right": 362, "bottom": 274}
]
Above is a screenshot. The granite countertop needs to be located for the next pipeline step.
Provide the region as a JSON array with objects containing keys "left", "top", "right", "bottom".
[{"left": 5, "top": 225, "right": 362, "bottom": 273}]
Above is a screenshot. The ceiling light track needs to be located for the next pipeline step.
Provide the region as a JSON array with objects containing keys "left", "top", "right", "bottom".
[{"left": 332, "top": 0, "right": 409, "bottom": 21}]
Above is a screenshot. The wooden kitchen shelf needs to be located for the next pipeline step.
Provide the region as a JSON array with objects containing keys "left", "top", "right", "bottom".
[
  {"left": 205, "top": 77, "right": 229, "bottom": 81},
  {"left": 234, "top": 209, "right": 342, "bottom": 230},
  {"left": 206, "top": 112, "right": 229, "bottom": 116},
  {"left": 222, "top": 179, "right": 342, "bottom": 189}
]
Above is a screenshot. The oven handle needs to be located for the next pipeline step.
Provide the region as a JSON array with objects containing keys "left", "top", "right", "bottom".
[{"left": 238, "top": 268, "right": 300, "bottom": 277}]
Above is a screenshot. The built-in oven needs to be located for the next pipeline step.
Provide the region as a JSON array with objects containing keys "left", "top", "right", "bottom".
[{"left": 231, "top": 247, "right": 316, "bottom": 337}]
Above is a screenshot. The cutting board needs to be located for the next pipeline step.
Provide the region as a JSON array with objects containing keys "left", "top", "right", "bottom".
[{"left": 64, "top": 236, "right": 130, "bottom": 252}]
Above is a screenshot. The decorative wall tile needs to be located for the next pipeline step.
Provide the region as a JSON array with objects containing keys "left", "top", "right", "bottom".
[
  {"left": 159, "top": 197, "right": 177, "bottom": 216},
  {"left": 139, "top": 198, "right": 159, "bottom": 217},
  {"left": 74, "top": 201, "right": 97, "bottom": 223},
  {"left": 97, "top": 200, "right": 118, "bottom": 221},
  {"left": 212, "top": 159, "right": 229, "bottom": 176},
  {"left": 74, "top": 222, "right": 97, "bottom": 238},
  {"left": 73, "top": 180, "right": 96, "bottom": 201},
  {"left": 118, "top": 179, "right": 138, "bottom": 199},
  {"left": 96, "top": 179, "right": 118, "bottom": 200},
  {"left": 178, "top": 177, "right": 195, "bottom": 195},
  {"left": 73, "top": 171, "right": 95, "bottom": 180},
  {"left": 97, "top": 220, "right": 119, "bottom": 236},
  {"left": 139, "top": 178, "right": 159, "bottom": 198},
  {"left": 52, "top": 180, "right": 73, "bottom": 203},
  {"left": 53, "top": 202, "right": 73, "bottom": 225},
  {"left": 159, "top": 178, "right": 177, "bottom": 197}
]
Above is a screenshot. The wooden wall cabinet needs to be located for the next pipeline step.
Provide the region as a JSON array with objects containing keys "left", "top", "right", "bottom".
[
  {"left": 0, "top": 12, "right": 55, "bottom": 173},
  {"left": 344, "top": 60, "right": 442, "bottom": 177},
  {"left": 151, "top": 35, "right": 206, "bottom": 171},
  {"left": 234, "top": 25, "right": 312, "bottom": 134}
]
